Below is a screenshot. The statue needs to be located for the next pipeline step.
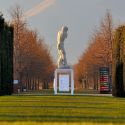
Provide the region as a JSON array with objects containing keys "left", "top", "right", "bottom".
[
  {"left": 57, "top": 26, "right": 68, "bottom": 68},
  {"left": 54, "top": 26, "right": 74, "bottom": 95}
]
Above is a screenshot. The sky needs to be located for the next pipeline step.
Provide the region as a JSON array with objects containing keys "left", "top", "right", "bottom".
[{"left": 0, "top": 0, "right": 125, "bottom": 65}]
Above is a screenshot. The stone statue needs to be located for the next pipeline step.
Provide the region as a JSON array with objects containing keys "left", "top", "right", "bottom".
[{"left": 57, "top": 26, "right": 68, "bottom": 68}]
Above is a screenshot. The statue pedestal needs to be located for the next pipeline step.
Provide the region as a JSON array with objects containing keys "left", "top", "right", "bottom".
[{"left": 54, "top": 68, "right": 74, "bottom": 95}]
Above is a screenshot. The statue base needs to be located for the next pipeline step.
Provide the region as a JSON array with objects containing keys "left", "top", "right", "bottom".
[{"left": 53, "top": 68, "right": 74, "bottom": 95}]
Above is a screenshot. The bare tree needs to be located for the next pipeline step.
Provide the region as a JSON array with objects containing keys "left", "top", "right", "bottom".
[
  {"left": 10, "top": 5, "right": 55, "bottom": 92},
  {"left": 10, "top": 4, "right": 27, "bottom": 91},
  {"left": 75, "top": 11, "right": 114, "bottom": 90}
]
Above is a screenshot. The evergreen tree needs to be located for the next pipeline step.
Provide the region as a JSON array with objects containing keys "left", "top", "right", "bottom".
[
  {"left": 112, "top": 26, "right": 125, "bottom": 97},
  {"left": 0, "top": 14, "right": 13, "bottom": 95}
]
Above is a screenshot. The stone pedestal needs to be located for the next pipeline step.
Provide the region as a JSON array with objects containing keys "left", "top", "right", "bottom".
[{"left": 54, "top": 68, "right": 74, "bottom": 95}]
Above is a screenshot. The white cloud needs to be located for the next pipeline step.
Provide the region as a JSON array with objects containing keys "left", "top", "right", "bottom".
[{"left": 24, "top": 0, "right": 56, "bottom": 18}]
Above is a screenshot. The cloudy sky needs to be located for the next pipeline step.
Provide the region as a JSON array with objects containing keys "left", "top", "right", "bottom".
[{"left": 0, "top": 0, "right": 125, "bottom": 64}]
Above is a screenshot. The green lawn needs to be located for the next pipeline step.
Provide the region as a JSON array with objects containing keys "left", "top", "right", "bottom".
[{"left": 0, "top": 95, "right": 125, "bottom": 125}]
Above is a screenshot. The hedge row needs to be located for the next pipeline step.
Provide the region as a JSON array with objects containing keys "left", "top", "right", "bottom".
[{"left": 0, "top": 15, "right": 13, "bottom": 95}]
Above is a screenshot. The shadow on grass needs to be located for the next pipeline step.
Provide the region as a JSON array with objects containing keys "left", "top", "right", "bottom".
[{"left": 0, "top": 115, "right": 124, "bottom": 124}]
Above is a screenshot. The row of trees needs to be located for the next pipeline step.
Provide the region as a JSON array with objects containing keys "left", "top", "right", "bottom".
[
  {"left": 2, "top": 4, "right": 124, "bottom": 96},
  {"left": 11, "top": 6, "right": 55, "bottom": 92},
  {"left": 75, "top": 11, "right": 125, "bottom": 97},
  {"left": 75, "top": 12, "right": 114, "bottom": 90}
]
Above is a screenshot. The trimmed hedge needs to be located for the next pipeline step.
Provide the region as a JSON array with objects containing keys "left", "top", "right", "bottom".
[
  {"left": 0, "top": 15, "right": 13, "bottom": 95},
  {"left": 112, "top": 26, "right": 125, "bottom": 97}
]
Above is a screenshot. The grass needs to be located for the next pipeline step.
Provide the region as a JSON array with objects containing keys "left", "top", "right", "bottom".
[
  {"left": 0, "top": 95, "right": 125, "bottom": 125},
  {"left": 17, "top": 89, "right": 99, "bottom": 95}
]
